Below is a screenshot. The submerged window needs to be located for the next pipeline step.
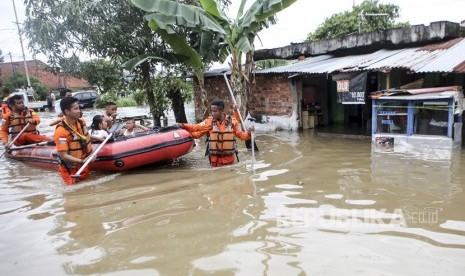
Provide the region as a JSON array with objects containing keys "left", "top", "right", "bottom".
[
  {"left": 413, "top": 101, "right": 448, "bottom": 136},
  {"left": 375, "top": 102, "right": 408, "bottom": 134}
]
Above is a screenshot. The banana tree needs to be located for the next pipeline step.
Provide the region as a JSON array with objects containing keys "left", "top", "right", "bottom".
[{"left": 131, "top": 0, "right": 297, "bottom": 120}]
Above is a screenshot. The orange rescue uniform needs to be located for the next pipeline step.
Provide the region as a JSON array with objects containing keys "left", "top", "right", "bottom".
[
  {"left": 0, "top": 108, "right": 51, "bottom": 146},
  {"left": 54, "top": 118, "right": 93, "bottom": 185},
  {"left": 1, "top": 96, "right": 11, "bottom": 118},
  {"left": 181, "top": 113, "right": 251, "bottom": 167}
]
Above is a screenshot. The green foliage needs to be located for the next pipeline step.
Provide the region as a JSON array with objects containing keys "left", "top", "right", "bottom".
[
  {"left": 116, "top": 97, "right": 138, "bottom": 107},
  {"left": 131, "top": 89, "right": 147, "bottom": 105},
  {"left": 306, "top": 0, "right": 409, "bottom": 41},
  {"left": 131, "top": 0, "right": 297, "bottom": 119},
  {"left": 58, "top": 55, "right": 81, "bottom": 77},
  {"left": 80, "top": 59, "right": 122, "bottom": 94},
  {"left": 22, "top": 0, "right": 231, "bottom": 121},
  {"left": 5, "top": 73, "right": 49, "bottom": 100},
  {"left": 0, "top": 49, "right": 4, "bottom": 63},
  {"left": 95, "top": 91, "right": 118, "bottom": 108},
  {"left": 255, "top": 59, "right": 293, "bottom": 69}
]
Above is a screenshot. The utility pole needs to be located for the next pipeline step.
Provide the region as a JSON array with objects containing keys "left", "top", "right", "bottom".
[
  {"left": 12, "top": 0, "right": 31, "bottom": 88},
  {"left": 8, "top": 52, "right": 19, "bottom": 88}
]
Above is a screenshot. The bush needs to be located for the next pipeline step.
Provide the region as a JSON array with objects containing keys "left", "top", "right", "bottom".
[
  {"left": 116, "top": 97, "right": 137, "bottom": 107},
  {"left": 95, "top": 92, "right": 118, "bottom": 108},
  {"left": 131, "top": 89, "right": 146, "bottom": 105}
]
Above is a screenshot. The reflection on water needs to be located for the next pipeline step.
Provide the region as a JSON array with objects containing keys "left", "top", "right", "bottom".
[{"left": 1, "top": 107, "right": 465, "bottom": 275}]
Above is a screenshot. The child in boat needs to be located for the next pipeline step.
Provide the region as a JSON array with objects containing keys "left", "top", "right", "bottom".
[
  {"left": 119, "top": 118, "right": 149, "bottom": 136},
  {"left": 90, "top": 115, "right": 109, "bottom": 142}
]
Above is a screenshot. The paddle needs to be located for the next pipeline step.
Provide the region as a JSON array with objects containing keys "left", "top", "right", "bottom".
[
  {"left": 71, "top": 133, "right": 113, "bottom": 179},
  {"left": 9, "top": 141, "right": 54, "bottom": 150},
  {"left": 0, "top": 122, "right": 31, "bottom": 158},
  {"left": 222, "top": 73, "right": 259, "bottom": 152},
  {"left": 248, "top": 117, "right": 256, "bottom": 170}
]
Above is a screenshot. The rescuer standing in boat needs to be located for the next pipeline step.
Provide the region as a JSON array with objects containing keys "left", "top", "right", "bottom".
[
  {"left": 54, "top": 97, "right": 94, "bottom": 185},
  {"left": 1, "top": 95, "right": 52, "bottom": 148},
  {"left": 176, "top": 99, "right": 254, "bottom": 167}
]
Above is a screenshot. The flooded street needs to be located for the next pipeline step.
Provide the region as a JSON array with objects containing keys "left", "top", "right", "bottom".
[{"left": 1, "top": 106, "right": 465, "bottom": 275}]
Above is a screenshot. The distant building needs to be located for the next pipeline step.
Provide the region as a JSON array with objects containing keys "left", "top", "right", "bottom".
[
  {"left": 198, "top": 21, "right": 465, "bottom": 133},
  {"left": 0, "top": 59, "right": 91, "bottom": 90}
]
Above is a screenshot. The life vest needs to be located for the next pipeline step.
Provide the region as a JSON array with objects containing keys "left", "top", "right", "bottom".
[
  {"left": 1, "top": 96, "right": 11, "bottom": 116},
  {"left": 7, "top": 108, "right": 37, "bottom": 137},
  {"left": 207, "top": 115, "right": 238, "bottom": 160},
  {"left": 56, "top": 119, "right": 93, "bottom": 167}
]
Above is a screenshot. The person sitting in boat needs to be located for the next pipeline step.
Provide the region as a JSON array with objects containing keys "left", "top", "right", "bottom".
[
  {"left": 103, "top": 102, "right": 118, "bottom": 129},
  {"left": 119, "top": 118, "right": 149, "bottom": 137},
  {"left": 176, "top": 99, "right": 254, "bottom": 167},
  {"left": 1, "top": 87, "right": 11, "bottom": 117},
  {"left": 1, "top": 95, "right": 52, "bottom": 149},
  {"left": 54, "top": 97, "right": 94, "bottom": 185},
  {"left": 89, "top": 115, "right": 109, "bottom": 142}
]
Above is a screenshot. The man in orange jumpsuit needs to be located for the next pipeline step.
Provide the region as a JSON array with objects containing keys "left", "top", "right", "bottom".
[
  {"left": 54, "top": 96, "right": 94, "bottom": 185},
  {"left": 1, "top": 87, "right": 11, "bottom": 117},
  {"left": 177, "top": 99, "right": 254, "bottom": 167},
  {"left": 1, "top": 95, "right": 52, "bottom": 148}
]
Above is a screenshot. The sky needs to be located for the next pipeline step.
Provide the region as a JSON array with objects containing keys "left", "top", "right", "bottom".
[{"left": 0, "top": 0, "right": 464, "bottom": 64}]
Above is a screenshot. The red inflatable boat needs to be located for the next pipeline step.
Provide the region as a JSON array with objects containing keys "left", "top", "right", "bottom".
[{"left": 5, "top": 126, "right": 194, "bottom": 172}]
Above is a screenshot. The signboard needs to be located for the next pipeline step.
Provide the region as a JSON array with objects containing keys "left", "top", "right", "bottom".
[{"left": 334, "top": 72, "right": 367, "bottom": 104}]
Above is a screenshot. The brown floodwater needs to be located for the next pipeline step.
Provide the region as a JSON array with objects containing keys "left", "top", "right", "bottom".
[{"left": 1, "top": 107, "right": 465, "bottom": 275}]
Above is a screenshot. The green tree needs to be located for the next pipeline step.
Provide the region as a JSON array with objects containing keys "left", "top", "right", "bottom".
[
  {"left": 131, "top": 0, "right": 297, "bottom": 121},
  {"left": 57, "top": 55, "right": 82, "bottom": 78},
  {"left": 80, "top": 59, "right": 121, "bottom": 94},
  {"left": 23, "top": 0, "right": 231, "bottom": 126},
  {"left": 306, "top": 0, "right": 409, "bottom": 41},
  {"left": 5, "top": 73, "right": 49, "bottom": 100}
]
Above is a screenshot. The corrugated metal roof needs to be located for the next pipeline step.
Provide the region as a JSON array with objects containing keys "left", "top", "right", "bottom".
[
  {"left": 252, "top": 38, "right": 465, "bottom": 75},
  {"left": 454, "top": 60, "right": 465, "bottom": 73},
  {"left": 416, "top": 38, "right": 465, "bottom": 72},
  {"left": 418, "top": 37, "right": 463, "bottom": 51}
]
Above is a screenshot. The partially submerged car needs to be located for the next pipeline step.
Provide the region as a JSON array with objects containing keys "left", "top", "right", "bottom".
[{"left": 72, "top": 90, "right": 100, "bottom": 108}]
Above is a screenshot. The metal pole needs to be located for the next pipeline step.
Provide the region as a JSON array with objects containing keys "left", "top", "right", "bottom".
[{"left": 12, "top": 0, "right": 31, "bottom": 88}]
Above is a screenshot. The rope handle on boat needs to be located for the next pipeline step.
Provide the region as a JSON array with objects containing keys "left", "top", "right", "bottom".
[{"left": 71, "top": 133, "right": 113, "bottom": 179}]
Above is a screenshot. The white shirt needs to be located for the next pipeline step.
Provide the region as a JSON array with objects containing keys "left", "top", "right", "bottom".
[
  {"left": 55, "top": 100, "right": 62, "bottom": 115},
  {"left": 90, "top": 129, "right": 109, "bottom": 140}
]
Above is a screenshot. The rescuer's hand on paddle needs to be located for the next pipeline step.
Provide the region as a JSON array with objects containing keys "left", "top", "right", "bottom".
[{"left": 83, "top": 155, "right": 97, "bottom": 164}]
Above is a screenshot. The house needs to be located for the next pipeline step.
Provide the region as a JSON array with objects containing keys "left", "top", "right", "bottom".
[
  {"left": 0, "top": 59, "right": 91, "bottom": 91},
  {"left": 197, "top": 21, "right": 465, "bottom": 134}
]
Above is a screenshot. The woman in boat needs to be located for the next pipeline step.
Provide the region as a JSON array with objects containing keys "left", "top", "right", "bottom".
[
  {"left": 176, "top": 99, "right": 254, "bottom": 167},
  {"left": 90, "top": 115, "right": 109, "bottom": 142}
]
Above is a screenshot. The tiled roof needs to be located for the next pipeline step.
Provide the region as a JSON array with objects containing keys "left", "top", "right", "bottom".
[{"left": 0, "top": 60, "right": 91, "bottom": 89}]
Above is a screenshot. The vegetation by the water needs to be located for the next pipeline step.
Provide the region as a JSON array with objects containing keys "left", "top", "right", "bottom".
[
  {"left": 4, "top": 73, "right": 49, "bottom": 100},
  {"left": 306, "top": 0, "right": 409, "bottom": 41}
]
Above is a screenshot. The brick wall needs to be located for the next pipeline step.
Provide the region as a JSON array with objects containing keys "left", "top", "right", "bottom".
[{"left": 194, "top": 74, "right": 293, "bottom": 121}]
